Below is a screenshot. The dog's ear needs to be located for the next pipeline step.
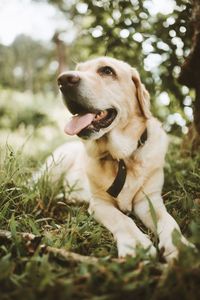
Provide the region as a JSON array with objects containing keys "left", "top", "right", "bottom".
[{"left": 131, "top": 68, "right": 151, "bottom": 118}]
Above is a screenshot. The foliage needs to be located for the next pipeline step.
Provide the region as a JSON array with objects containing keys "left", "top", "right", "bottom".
[
  {"left": 0, "top": 89, "right": 67, "bottom": 158},
  {"left": 0, "top": 35, "right": 58, "bottom": 93},
  {"left": 48, "top": 0, "right": 193, "bottom": 134},
  {"left": 0, "top": 89, "right": 54, "bottom": 130}
]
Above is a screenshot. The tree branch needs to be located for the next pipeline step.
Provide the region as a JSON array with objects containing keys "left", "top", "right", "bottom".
[{"left": 0, "top": 229, "right": 121, "bottom": 265}]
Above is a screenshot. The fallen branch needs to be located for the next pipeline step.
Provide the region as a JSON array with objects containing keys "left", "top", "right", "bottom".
[
  {"left": 0, "top": 229, "right": 36, "bottom": 241},
  {"left": 46, "top": 246, "right": 98, "bottom": 264},
  {"left": 0, "top": 229, "right": 121, "bottom": 265}
]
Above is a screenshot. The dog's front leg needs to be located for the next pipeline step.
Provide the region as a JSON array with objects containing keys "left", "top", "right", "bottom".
[
  {"left": 134, "top": 192, "right": 193, "bottom": 262},
  {"left": 89, "top": 198, "right": 156, "bottom": 258}
]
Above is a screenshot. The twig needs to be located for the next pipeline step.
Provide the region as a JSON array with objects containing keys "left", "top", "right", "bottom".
[
  {"left": 0, "top": 229, "right": 36, "bottom": 240},
  {"left": 0, "top": 229, "right": 121, "bottom": 265},
  {"left": 46, "top": 246, "right": 98, "bottom": 264}
]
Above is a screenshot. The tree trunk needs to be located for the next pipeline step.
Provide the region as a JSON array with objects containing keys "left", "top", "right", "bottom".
[
  {"left": 179, "top": 0, "right": 200, "bottom": 151},
  {"left": 53, "top": 32, "right": 67, "bottom": 75}
]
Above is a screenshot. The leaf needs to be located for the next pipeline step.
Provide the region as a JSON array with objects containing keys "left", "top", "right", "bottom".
[
  {"left": 144, "top": 193, "right": 158, "bottom": 233},
  {"left": 9, "top": 213, "right": 17, "bottom": 239}
]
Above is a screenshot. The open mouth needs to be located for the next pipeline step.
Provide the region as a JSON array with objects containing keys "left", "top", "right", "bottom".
[{"left": 64, "top": 108, "right": 117, "bottom": 137}]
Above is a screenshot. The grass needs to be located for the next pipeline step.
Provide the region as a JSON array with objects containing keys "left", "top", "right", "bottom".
[{"left": 0, "top": 90, "right": 200, "bottom": 300}]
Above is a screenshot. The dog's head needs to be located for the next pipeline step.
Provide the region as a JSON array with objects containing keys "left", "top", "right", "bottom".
[{"left": 58, "top": 57, "right": 151, "bottom": 139}]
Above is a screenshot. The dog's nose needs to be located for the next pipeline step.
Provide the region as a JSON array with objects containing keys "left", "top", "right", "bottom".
[{"left": 57, "top": 73, "right": 80, "bottom": 87}]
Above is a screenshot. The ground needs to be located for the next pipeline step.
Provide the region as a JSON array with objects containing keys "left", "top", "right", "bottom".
[{"left": 0, "top": 90, "right": 200, "bottom": 300}]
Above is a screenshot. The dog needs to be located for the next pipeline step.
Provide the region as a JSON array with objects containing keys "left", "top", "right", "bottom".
[{"left": 35, "top": 56, "right": 191, "bottom": 262}]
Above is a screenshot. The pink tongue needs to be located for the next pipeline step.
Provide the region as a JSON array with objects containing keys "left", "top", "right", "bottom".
[{"left": 64, "top": 113, "right": 95, "bottom": 135}]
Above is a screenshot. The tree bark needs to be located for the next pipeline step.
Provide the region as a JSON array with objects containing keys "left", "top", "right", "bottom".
[
  {"left": 53, "top": 32, "right": 67, "bottom": 75},
  {"left": 179, "top": 0, "right": 200, "bottom": 151}
]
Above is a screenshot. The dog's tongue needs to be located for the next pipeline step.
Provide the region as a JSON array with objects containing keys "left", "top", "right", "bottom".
[{"left": 64, "top": 113, "right": 95, "bottom": 135}]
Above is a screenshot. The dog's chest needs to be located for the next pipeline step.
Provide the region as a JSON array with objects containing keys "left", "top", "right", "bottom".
[
  {"left": 115, "top": 163, "right": 145, "bottom": 212},
  {"left": 88, "top": 156, "right": 147, "bottom": 212}
]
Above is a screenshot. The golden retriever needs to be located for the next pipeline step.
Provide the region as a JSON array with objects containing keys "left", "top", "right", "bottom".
[{"left": 35, "top": 56, "right": 192, "bottom": 261}]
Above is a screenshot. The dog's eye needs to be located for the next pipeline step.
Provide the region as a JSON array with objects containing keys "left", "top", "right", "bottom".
[{"left": 98, "top": 66, "right": 115, "bottom": 76}]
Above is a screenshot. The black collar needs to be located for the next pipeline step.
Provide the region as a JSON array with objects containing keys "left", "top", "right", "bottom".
[{"left": 106, "top": 128, "right": 148, "bottom": 198}]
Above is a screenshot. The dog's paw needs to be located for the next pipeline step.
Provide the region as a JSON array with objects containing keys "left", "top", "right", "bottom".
[
  {"left": 137, "top": 235, "right": 157, "bottom": 257},
  {"left": 117, "top": 235, "right": 137, "bottom": 258},
  {"left": 159, "top": 239, "right": 178, "bottom": 262},
  {"left": 118, "top": 242, "right": 136, "bottom": 258},
  {"left": 159, "top": 236, "right": 196, "bottom": 263},
  {"left": 117, "top": 235, "right": 156, "bottom": 258}
]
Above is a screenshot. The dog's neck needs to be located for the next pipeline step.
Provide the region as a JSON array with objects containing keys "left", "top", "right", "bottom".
[
  {"left": 85, "top": 115, "right": 147, "bottom": 160},
  {"left": 107, "top": 117, "right": 147, "bottom": 159}
]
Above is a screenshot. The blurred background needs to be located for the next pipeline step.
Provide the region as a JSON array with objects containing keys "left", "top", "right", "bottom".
[{"left": 0, "top": 0, "right": 198, "bottom": 155}]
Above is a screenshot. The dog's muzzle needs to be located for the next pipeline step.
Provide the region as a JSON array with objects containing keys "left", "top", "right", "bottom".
[{"left": 57, "top": 72, "right": 117, "bottom": 138}]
